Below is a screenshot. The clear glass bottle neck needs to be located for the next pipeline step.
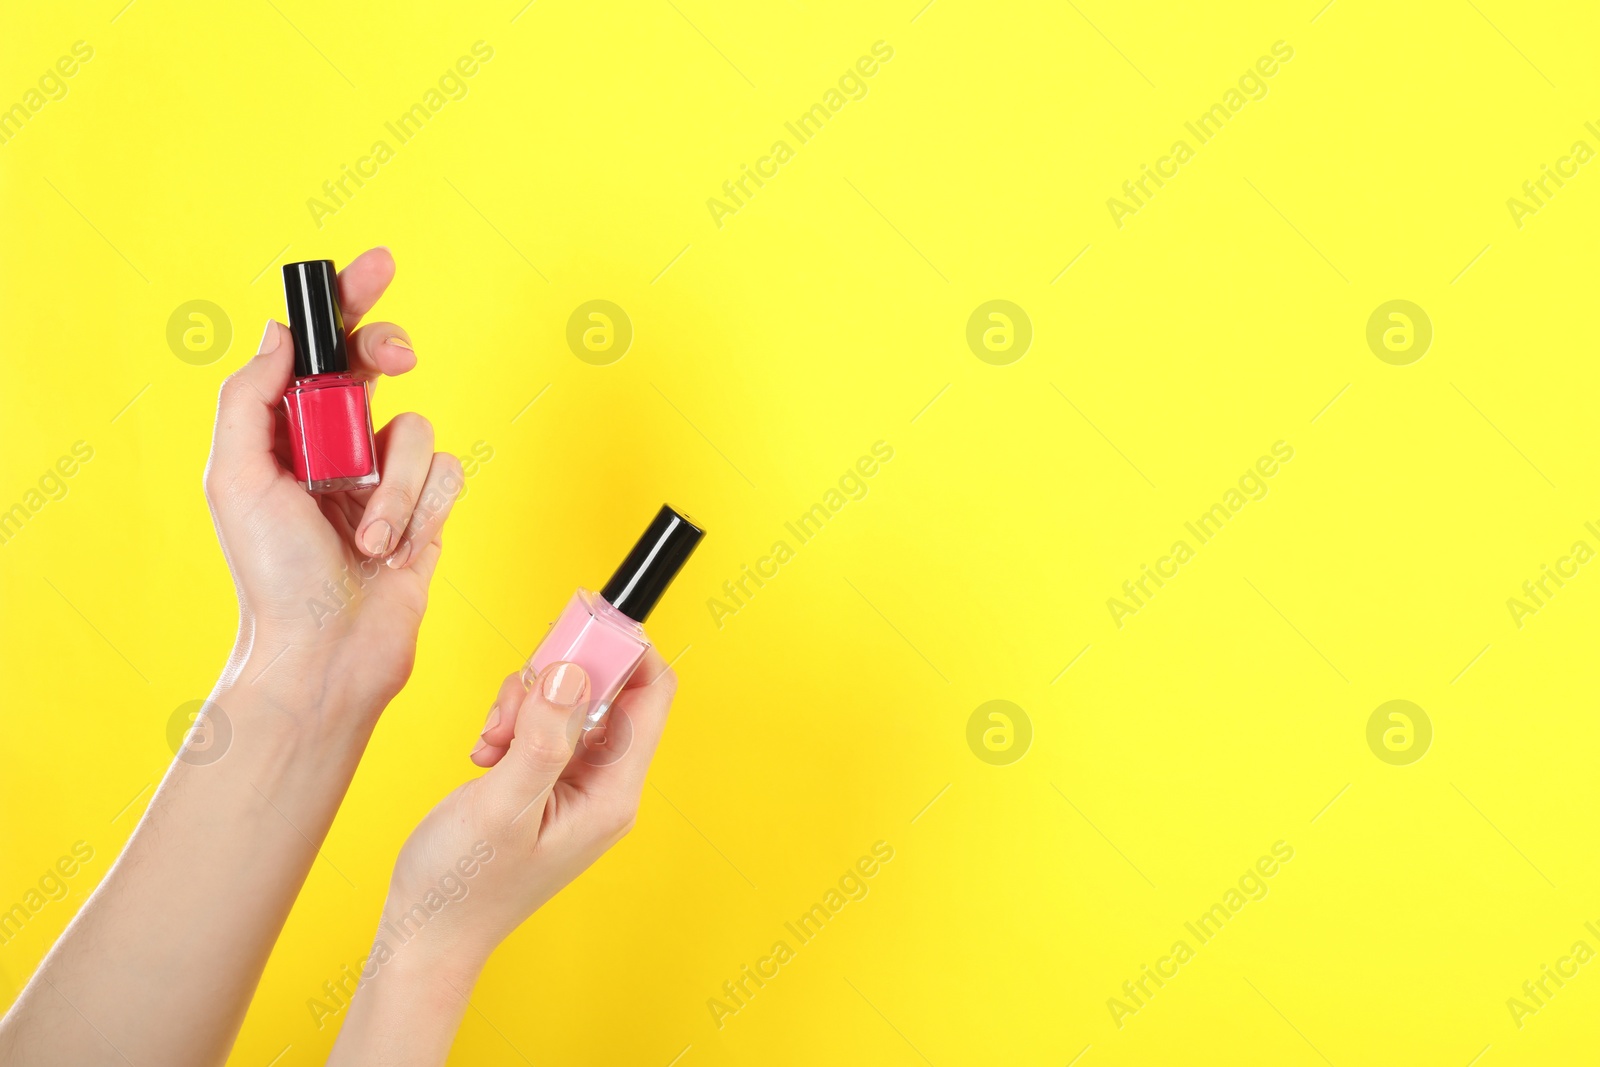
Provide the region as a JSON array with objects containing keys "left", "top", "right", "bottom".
[
  {"left": 290, "top": 370, "right": 359, "bottom": 387},
  {"left": 584, "top": 587, "right": 647, "bottom": 637}
]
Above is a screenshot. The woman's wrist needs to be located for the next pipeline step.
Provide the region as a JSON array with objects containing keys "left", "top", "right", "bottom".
[
  {"left": 158, "top": 664, "right": 374, "bottom": 826},
  {"left": 214, "top": 633, "right": 390, "bottom": 750},
  {"left": 375, "top": 932, "right": 487, "bottom": 1001},
  {"left": 329, "top": 929, "right": 484, "bottom": 1066},
  {"left": 368, "top": 896, "right": 500, "bottom": 985}
]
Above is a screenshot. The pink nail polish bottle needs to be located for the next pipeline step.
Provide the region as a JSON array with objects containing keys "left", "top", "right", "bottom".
[
  {"left": 281, "top": 260, "right": 380, "bottom": 494},
  {"left": 526, "top": 505, "right": 705, "bottom": 730}
]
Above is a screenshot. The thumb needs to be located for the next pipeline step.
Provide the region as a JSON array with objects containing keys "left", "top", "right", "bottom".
[
  {"left": 487, "top": 662, "right": 589, "bottom": 822},
  {"left": 209, "top": 319, "right": 293, "bottom": 479}
]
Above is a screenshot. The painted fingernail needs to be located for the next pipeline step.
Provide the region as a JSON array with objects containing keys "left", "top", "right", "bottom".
[
  {"left": 385, "top": 336, "right": 413, "bottom": 352},
  {"left": 385, "top": 540, "right": 412, "bottom": 569},
  {"left": 362, "top": 520, "right": 392, "bottom": 557},
  {"left": 484, "top": 703, "right": 503, "bottom": 736},
  {"left": 258, "top": 320, "right": 280, "bottom": 353},
  {"left": 542, "top": 662, "right": 587, "bottom": 707}
]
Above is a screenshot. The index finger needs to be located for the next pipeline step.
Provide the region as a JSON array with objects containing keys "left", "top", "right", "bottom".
[{"left": 336, "top": 246, "right": 395, "bottom": 332}]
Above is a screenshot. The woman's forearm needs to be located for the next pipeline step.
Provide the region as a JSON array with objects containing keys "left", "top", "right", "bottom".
[
  {"left": 327, "top": 935, "right": 483, "bottom": 1067},
  {"left": 0, "top": 248, "right": 454, "bottom": 1066},
  {"left": 0, "top": 645, "right": 377, "bottom": 1066}
]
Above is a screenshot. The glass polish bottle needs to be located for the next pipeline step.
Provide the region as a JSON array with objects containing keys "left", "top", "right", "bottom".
[
  {"left": 524, "top": 505, "right": 705, "bottom": 730},
  {"left": 281, "top": 259, "right": 379, "bottom": 493}
]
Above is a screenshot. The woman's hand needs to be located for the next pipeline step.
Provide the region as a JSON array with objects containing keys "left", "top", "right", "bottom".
[
  {"left": 392, "top": 653, "right": 674, "bottom": 961},
  {"left": 0, "top": 245, "right": 470, "bottom": 1067},
  {"left": 328, "top": 654, "right": 678, "bottom": 1065},
  {"left": 205, "top": 247, "right": 462, "bottom": 720}
]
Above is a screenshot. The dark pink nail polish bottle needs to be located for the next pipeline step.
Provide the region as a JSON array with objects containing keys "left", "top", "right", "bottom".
[{"left": 282, "top": 260, "right": 379, "bottom": 494}]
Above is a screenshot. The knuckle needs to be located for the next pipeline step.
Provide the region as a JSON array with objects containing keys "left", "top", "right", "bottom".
[
  {"left": 215, "top": 373, "right": 250, "bottom": 411},
  {"left": 438, "top": 454, "right": 466, "bottom": 496},
  {"left": 202, "top": 461, "right": 225, "bottom": 501},
  {"left": 382, "top": 477, "right": 425, "bottom": 512},
  {"left": 599, "top": 795, "right": 639, "bottom": 838},
  {"left": 377, "top": 470, "right": 428, "bottom": 509},
  {"left": 202, "top": 453, "right": 251, "bottom": 504},
  {"left": 476, "top": 790, "right": 532, "bottom": 839},
  {"left": 514, "top": 730, "right": 571, "bottom": 773},
  {"left": 392, "top": 411, "right": 434, "bottom": 443},
  {"left": 405, "top": 456, "right": 466, "bottom": 533}
]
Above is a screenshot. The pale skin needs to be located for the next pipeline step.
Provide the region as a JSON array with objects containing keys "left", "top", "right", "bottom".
[
  {"left": 327, "top": 655, "right": 677, "bottom": 1065},
  {"left": 0, "top": 246, "right": 676, "bottom": 1065}
]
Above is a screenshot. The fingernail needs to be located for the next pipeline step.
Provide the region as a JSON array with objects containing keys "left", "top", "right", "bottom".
[
  {"left": 542, "top": 662, "right": 587, "bottom": 707},
  {"left": 362, "top": 520, "right": 392, "bottom": 557},
  {"left": 258, "top": 320, "right": 280, "bottom": 353},
  {"left": 385, "top": 540, "right": 412, "bottom": 569},
  {"left": 484, "top": 703, "right": 503, "bottom": 736},
  {"left": 470, "top": 739, "right": 489, "bottom": 759},
  {"left": 385, "top": 336, "right": 413, "bottom": 352},
  {"left": 520, "top": 665, "right": 534, "bottom": 690}
]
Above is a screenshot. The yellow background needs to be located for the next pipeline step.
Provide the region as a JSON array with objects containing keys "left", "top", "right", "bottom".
[{"left": 2, "top": 0, "right": 1598, "bottom": 1063}]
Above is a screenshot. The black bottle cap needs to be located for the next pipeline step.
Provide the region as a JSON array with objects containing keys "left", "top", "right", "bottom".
[
  {"left": 600, "top": 504, "right": 706, "bottom": 622},
  {"left": 282, "top": 259, "right": 349, "bottom": 377}
]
